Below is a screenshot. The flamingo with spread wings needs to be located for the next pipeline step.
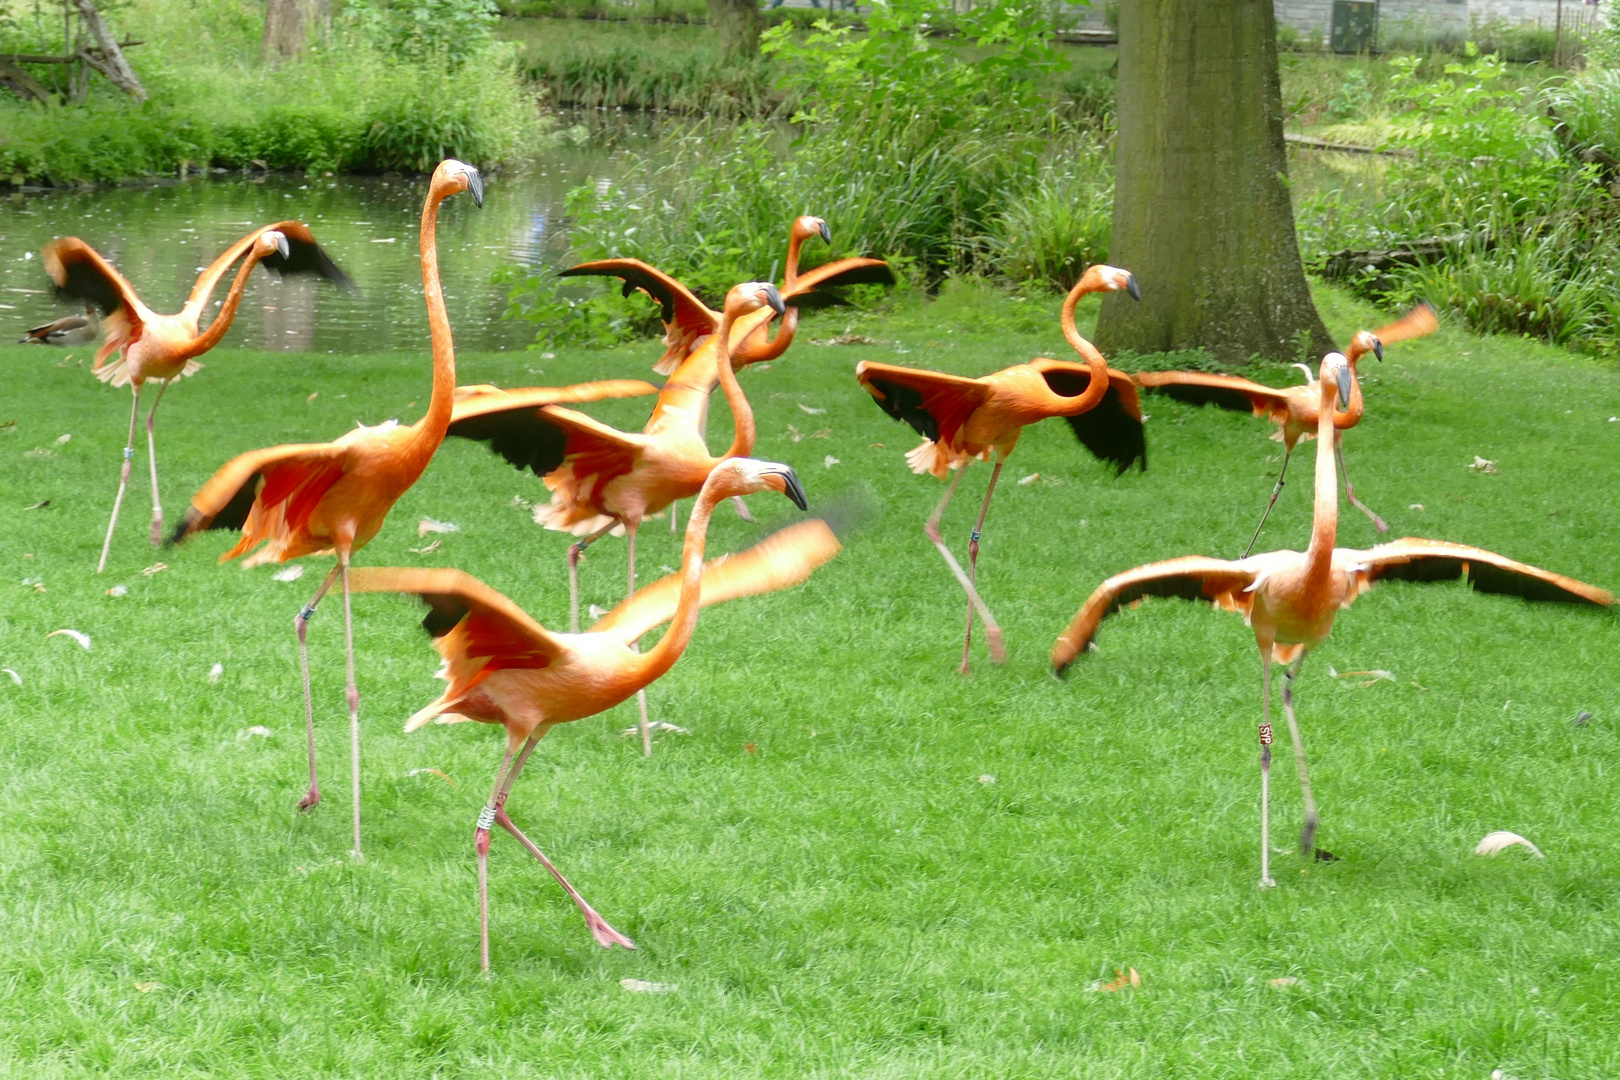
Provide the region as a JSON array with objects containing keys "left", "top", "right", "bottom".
[
  {"left": 43, "top": 223, "right": 351, "bottom": 571},
  {"left": 1053, "top": 351, "right": 1610, "bottom": 887},
  {"left": 856, "top": 263, "right": 1148, "bottom": 672},
  {"left": 1135, "top": 303, "right": 1438, "bottom": 555},
  {"left": 349, "top": 458, "right": 839, "bottom": 969},
  {"left": 168, "top": 160, "right": 480, "bottom": 860}
]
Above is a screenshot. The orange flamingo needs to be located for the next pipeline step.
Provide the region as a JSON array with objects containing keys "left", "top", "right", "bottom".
[
  {"left": 349, "top": 459, "right": 839, "bottom": 969},
  {"left": 1053, "top": 351, "right": 1611, "bottom": 886},
  {"left": 168, "top": 160, "right": 481, "bottom": 860},
  {"left": 18, "top": 304, "right": 98, "bottom": 345},
  {"left": 42, "top": 224, "right": 352, "bottom": 571},
  {"left": 1134, "top": 303, "right": 1438, "bottom": 556},
  {"left": 445, "top": 281, "right": 784, "bottom": 754},
  {"left": 855, "top": 263, "right": 1147, "bottom": 672}
]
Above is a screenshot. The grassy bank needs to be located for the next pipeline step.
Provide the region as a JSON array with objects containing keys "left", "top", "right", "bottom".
[{"left": 2, "top": 285, "right": 1619, "bottom": 1075}]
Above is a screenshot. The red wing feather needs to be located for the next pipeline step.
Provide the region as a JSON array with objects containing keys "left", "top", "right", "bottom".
[
  {"left": 1345, "top": 538, "right": 1612, "bottom": 607},
  {"left": 855, "top": 361, "right": 989, "bottom": 448},
  {"left": 1052, "top": 556, "right": 1257, "bottom": 671}
]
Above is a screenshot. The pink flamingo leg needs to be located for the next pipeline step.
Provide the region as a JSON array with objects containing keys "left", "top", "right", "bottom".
[
  {"left": 959, "top": 459, "right": 1005, "bottom": 674},
  {"left": 495, "top": 809, "right": 636, "bottom": 950},
  {"left": 625, "top": 522, "right": 655, "bottom": 758},
  {"left": 294, "top": 564, "right": 342, "bottom": 812},
  {"left": 338, "top": 549, "right": 363, "bottom": 861},
  {"left": 923, "top": 462, "right": 1007, "bottom": 667},
  {"left": 1259, "top": 650, "right": 1276, "bottom": 888},
  {"left": 1280, "top": 654, "right": 1326, "bottom": 860},
  {"left": 97, "top": 382, "right": 143, "bottom": 574},
  {"left": 567, "top": 519, "right": 618, "bottom": 634},
  {"left": 144, "top": 377, "right": 171, "bottom": 547},
  {"left": 1242, "top": 445, "right": 1293, "bottom": 559},
  {"left": 1335, "top": 435, "right": 1387, "bottom": 534}
]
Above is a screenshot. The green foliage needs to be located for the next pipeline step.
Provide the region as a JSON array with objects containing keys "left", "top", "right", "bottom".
[
  {"left": 346, "top": 0, "right": 501, "bottom": 68},
  {"left": 522, "top": 41, "right": 785, "bottom": 116},
  {"left": 982, "top": 150, "right": 1112, "bottom": 290},
  {"left": 1325, "top": 67, "right": 1374, "bottom": 121},
  {"left": 496, "top": 264, "right": 661, "bottom": 347}
]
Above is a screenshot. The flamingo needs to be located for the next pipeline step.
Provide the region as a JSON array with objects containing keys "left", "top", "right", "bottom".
[
  {"left": 348, "top": 458, "right": 838, "bottom": 969},
  {"left": 167, "top": 160, "right": 481, "bottom": 861},
  {"left": 855, "top": 263, "right": 1148, "bottom": 672},
  {"left": 1052, "top": 351, "right": 1611, "bottom": 887},
  {"left": 42, "top": 223, "right": 352, "bottom": 571},
  {"left": 445, "top": 281, "right": 784, "bottom": 754},
  {"left": 18, "top": 305, "right": 99, "bottom": 345},
  {"left": 1134, "top": 303, "right": 1439, "bottom": 556}
]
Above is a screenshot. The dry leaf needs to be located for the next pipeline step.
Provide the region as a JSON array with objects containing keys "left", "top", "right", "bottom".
[
  {"left": 1088, "top": 968, "right": 1141, "bottom": 992},
  {"left": 796, "top": 402, "right": 827, "bottom": 415},
  {"left": 619, "top": 979, "right": 677, "bottom": 994},
  {"left": 1475, "top": 831, "right": 1544, "bottom": 858},
  {"left": 418, "top": 517, "right": 460, "bottom": 537},
  {"left": 786, "top": 424, "right": 804, "bottom": 443},
  {"left": 46, "top": 629, "right": 91, "bottom": 650},
  {"left": 141, "top": 562, "right": 168, "bottom": 576},
  {"left": 1408, "top": 503, "right": 1424, "bottom": 511},
  {"left": 272, "top": 565, "right": 305, "bottom": 582},
  {"left": 621, "top": 721, "right": 690, "bottom": 738},
  {"left": 409, "top": 540, "right": 442, "bottom": 555},
  {"left": 133, "top": 982, "right": 159, "bottom": 993},
  {"left": 107, "top": 585, "right": 127, "bottom": 597},
  {"left": 406, "top": 767, "right": 456, "bottom": 786},
  {"left": 869, "top": 442, "right": 885, "bottom": 449},
  {"left": 977, "top": 774, "right": 996, "bottom": 784},
  {"left": 2, "top": 669, "right": 20, "bottom": 686},
  {"left": 54, "top": 433, "right": 71, "bottom": 445},
  {"left": 824, "top": 455, "right": 840, "bottom": 469},
  {"left": 745, "top": 743, "right": 757, "bottom": 754},
  {"left": 307, "top": 392, "right": 319, "bottom": 403},
  {"left": 1327, "top": 666, "right": 1395, "bottom": 687},
  {"left": 810, "top": 428, "right": 831, "bottom": 439},
  {"left": 1268, "top": 977, "right": 1298, "bottom": 988},
  {"left": 1017, "top": 473, "right": 1040, "bottom": 485},
  {"left": 1468, "top": 456, "right": 1499, "bottom": 474}
]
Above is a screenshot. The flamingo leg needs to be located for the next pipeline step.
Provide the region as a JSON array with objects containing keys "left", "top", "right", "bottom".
[
  {"left": 567, "top": 519, "right": 619, "bottom": 634},
  {"left": 1335, "top": 434, "right": 1387, "bottom": 534},
  {"left": 626, "top": 521, "right": 654, "bottom": 759},
  {"left": 923, "top": 462, "right": 1007, "bottom": 667},
  {"left": 1242, "top": 445, "right": 1294, "bottom": 559},
  {"left": 295, "top": 563, "right": 343, "bottom": 812},
  {"left": 1259, "top": 650, "right": 1277, "bottom": 889},
  {"left": 476, "top": 736, "right": 523, "bottom": 973},
  {"left": 1280, "top": 653, "right": 1326, "bottom": 860},
  {"left": 339, "top": 548, "right": 363, "bottom": 861},
  {"left": 96, "top": 382, "right": 143, "bottom": 574},
  {"left": 959, "top": 459, "right": 1005, "bottom": 675},
  {"left": 670, "top": 499, "right": 679, "bottom": 533},
  {"left": 143, "top": 377, "right": 171, "bottom": 547}
]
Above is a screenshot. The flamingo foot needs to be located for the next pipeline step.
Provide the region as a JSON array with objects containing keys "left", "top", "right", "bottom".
[
  {"left": 582, "top": 907, "right": 637, "bottom": 950},
  {"left": 149, "top": 508, "right": 164, "bottom": 547},
  {"left": 297, "top": 786, "right": 321, "bottom": 812},
  {"left": 493, "top": 807, "right": 635, "bottom": 950},
  {"left": 1260, "top": 876, "right": 1277, "bottom": 889},
  {"left": 1300, "top": 815, "right": 1318, "bottom": 860}
]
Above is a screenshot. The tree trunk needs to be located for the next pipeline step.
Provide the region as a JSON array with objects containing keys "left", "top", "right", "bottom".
[
  {"left": 1096, "top": 0, "right": 1331, "bottom": 366},
  {"left": 706, "top": 0, "right": 761, "bottom": 60},
  {"left": 262, "top": 0, "right": 329, "bottom": 62},
  {"left": 71, "top": 0, "right": 144, "bottom": 102}
]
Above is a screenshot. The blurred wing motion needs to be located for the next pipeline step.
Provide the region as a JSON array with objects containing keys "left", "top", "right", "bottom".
[
  {"left": 186, "top": 221, "right": 354, "bottom": 317},
  {"left": 1347, "top": 538, "right": 1613, "bottom": 607},
  {"left": 42, "top": 237, "right": 143, "bottom": 368},
  {"left": 1132, "top": 369, "right": 1290, "bottom": 418},
  {"left": 348, "top": 567, "right": 566, "bottom": 730},
  {"left": 560, "top": 259, "right": 718, "bottom": 374},
  {"left": 1032, "top": 359, "right": 1148, "bottom": 475},
  {"left": 1370, "top": 302, "right": 1439, "bottom": 347},
  {"left": 168, "top": 442, "right": 347, "bottom": 552},
  {"left": 780, "top": 258, "right": 897, "bottom": 311},
  {"left": 591, "top": 518, "right": 844, "bottom": 644},
  {"left": 447, "top": 380, "right": 661, "bottom": 476},
  {"left": 855, "top": 360, "right": 988, "bottom": 446},
  {"left": 1051, "top": 556, "right": 1258, "bottom": 672}
]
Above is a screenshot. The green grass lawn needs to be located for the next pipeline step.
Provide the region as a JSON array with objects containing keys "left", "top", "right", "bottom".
[{"left": 2, "top": 283, "right": 1618, "bottom": 1077}]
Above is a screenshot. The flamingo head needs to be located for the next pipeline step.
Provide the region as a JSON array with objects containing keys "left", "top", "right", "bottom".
[
  {"left": 724, "top": 281, "right": 786, "bottom": 320},
  {"left": 1348, "top": 329, "right": 1383, "bottom": 364},
  {"left": 1081, "top": 264, "right": 1141, "bottom": 301},
  {"left": 435, "top": 159, "right": 484, "bottom": 208},
  {"left": 793, "top": 215, "right": 832, "bottom": 245},
  {"left": 708, "top": 457, "right": 808, "bottom": 510},
  {"left": 256, "top": 230, "right": 292, "bottom": 260},
  {"left": 1319, "top": 351, "right": 1352, "bottom": 409}
]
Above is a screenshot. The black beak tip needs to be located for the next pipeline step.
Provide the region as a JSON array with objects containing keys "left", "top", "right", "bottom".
[
  {"left": 818, "top": 221, "right": 831, "bottom": 244},
  {"left": 275, "top": 235, "right": 291, "bottom": 259},
  {"left": 765, "top": 284, "right": 786, "bottom": 318},
  {"left": 781, "top": 469, "right": 808, "bottom": 511},
  {"left": 1373, "top": 339, "right": 1384, "bottom": 362},
  {"left": 1125, "top": 275, "right": 1141, "bottom": 302},
  {"left": 467, "top": 171, "right": 485, "bottom": 209}
]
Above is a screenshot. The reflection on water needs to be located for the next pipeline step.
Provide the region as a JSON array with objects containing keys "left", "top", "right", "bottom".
[{"left": 0, "top": 114, "right": 664, "bottom": 355}]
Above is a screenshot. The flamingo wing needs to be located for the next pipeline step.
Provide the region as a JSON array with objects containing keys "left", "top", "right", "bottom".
[
  {"left": 782, "top": 258, "right": 897, "bottom": 310},
  {"left": 1370, "top": 301, "right": 1439, "bottom": 347},
  {"left": 183, "top": 221, "right": 353, "bottom": 318},
  {"left": 560, "top": 258, "right": 718, "bottom": 372},
  {"left": 168, "top": 442, "right": 347, "bottom": 542},
  {"left": 349, "top": 567, "right": 566, "bottom": 729},
  {"left": 1345, "top": 538, "right": 1613, "bottom": 607},
  {"left": 42, "top": 237, "right": 138, "bottom": 317},
  {"left": 448, "top": 380, "right": 661, "bottom": 477},
  {"left": 1052, "top": 556, "right": 1257, "bottom": 672},
  {"left": 1032, "top": 360, "right": 1148, "bottom": 475},
  {"left": 591, "top": 518, "right": 844, "bottom": 644},
  {"left": 1133, "top": 370, "right": 1289, "bottom": 417},
  {"left": 855, "top": 361, "right": 989, "bottom": 446}
]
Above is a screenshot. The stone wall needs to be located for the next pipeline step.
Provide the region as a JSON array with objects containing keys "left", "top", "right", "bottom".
[{"left": 1275, "top": 0, "right": 1599, "bottom": 39}]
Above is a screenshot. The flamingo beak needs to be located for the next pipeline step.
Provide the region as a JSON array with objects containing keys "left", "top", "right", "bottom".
[
  {"left": 775, "top": 467, "right": 808, "bottom": 510},
  {"left": 1373, "top": 339, "right": 1384, "bottom": 362},
  {"left": 764, "top": 283, "right": 786, "bottom": 318},
  {"left": 271, "top": 232, "right": 291, "bottom": 259},
  {"left": 817, "top": 220, "right": 831, "bottom": 244},
  {"left": 466, "top": 168, "right": 484, "bottom": 209},
  {"left": 1125, "top": 273, "right": 1141, "bottom": 302},
  {"left": 1336, "top": 363, "right": 1352, "bottom": 409}
]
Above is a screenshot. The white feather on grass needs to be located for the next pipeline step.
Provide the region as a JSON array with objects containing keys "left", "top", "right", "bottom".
[
  {"left": 1475, "top": 831, "right": 1544, "bottom": 858},
  {"left": 46, "top": 629, "right": 91, "bottom": 650}
]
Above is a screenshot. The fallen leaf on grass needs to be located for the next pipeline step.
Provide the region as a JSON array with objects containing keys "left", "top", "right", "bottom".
[
  {"left": 1017, "top": 473, "right": 1039, "bottom": 485},
  {"left": 1475, "top": 831, "right": 1544, "bottom": 858},
  {"left": 785, "top": 424, "right": 804, "bottom": 443},
  {"left": 272, "top": 565, "right": 305, "bottom": 582},
  {"left": 1268, "top": 977, "right": 1298, "bottom": 988},
  {"left": 1087, "top": 968, "right": 1140, "bottom": 992},
  {"left": 2, "top": 669, "right": 21, "bottom": 686},
  {"left": 208, "top": 663, "right": 224, "bottom": 683},
  {"left": 307, "top": 392, "right": 319, "bottom": 403},
  {"left": 1328, "top": 666, "right": 1395, "bottom": 687},
  {"left": 406, "top": 767, "right": 455, "bottom": 786},
  {"left": 622, "top": 721, "right": 690, "bottom": 738},
  {"left": 824, "top": 455, "right": 840, "bottom": 469},
  {"left": 1408, "top": 503, "right": 1424, "bottom": 511},
  {"left": 977, "top": 775, "right": 996, "bottom": 784},
  {"left": 55, "top": 433, "right": 70, "bottom": 445},
  {"left": 418, "top": 517, "right": 459, "bottom": 537},
  {"left": 133, "top": 982, "right": 160, "bottom": 993},
  {"left": 237, "top": 726, "right": 272, "bottom": 741},
  {"left": 23, "top": 447, "right": 53, "bottom": 459},
  {"left": 107, "top": 585, "right": 127, "bottom": 597},
  {"left": 620, "top": 979, "right": 677, "bottom": 994},
  {"left": 46, "top": 629, "right": 90, "bottom": 650},
  {"left": 869, "top": 442, "right": 885, "bottom": 449},
  {"left": 408, "top": 540, "right": 441, "bottom": 555},
  {"left": 796, "top": 402, "right": 826, "bottom": 415},
  {"left": 810, "top": 333, "right": 877, "bottom": 346},
  {"left": 745, "top": 743, "right": 757, "bottom": 754},
  {"left": 141, "top": 562, "right": 167, "bottom": 576},
  {"left": 1468, "top": 456, "right": 1499, "bottom": 474}
]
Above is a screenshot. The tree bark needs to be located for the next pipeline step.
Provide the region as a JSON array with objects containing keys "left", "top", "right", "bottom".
[
  {"left": 0, "top": 59, "right": 51, "bottom": 102},
  {"left": 262, "top": 0, "right": 330, "bottom": 62},
  {"left": 1097, "top": 0, "right": 1331, "bottom": 366},
  {"left": 71, "top": 0, "right": 144, "bottom": 102},
  {"left": 706, "top": 0, "right": 761, "bottom": 60}
]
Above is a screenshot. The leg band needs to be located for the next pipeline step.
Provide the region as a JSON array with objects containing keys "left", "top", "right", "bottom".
[
  {"left": 124, "top": 447, "right": 134, "bottom": 460},
  {"left": 1259, "top": 723, "right": 1274, "bottom": 746},
  {"left": 477, "top": 804, "right": 497, "bottom": 831}
]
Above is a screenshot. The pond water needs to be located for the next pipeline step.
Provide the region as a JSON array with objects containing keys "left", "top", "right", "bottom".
[{"left": 0, "top": 113, "right": 664, "bottom": 356}]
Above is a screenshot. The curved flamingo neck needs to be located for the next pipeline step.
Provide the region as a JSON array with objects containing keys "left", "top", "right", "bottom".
[
  {"left": 634, "top": 480, "right": 726, "bottom": 683},
  {"left": 783, "top": 232, "right": 806, "bottom": 289},
  {"left": 179, "top": 248, "right": 267, "bottom": 359},
  {"left": 1058, "top": 275, "right": 1111, "bottom": 415},
  {"left": 1305, "top": 373, "right": 1340, "bottom": 573},
  {"left": 414, "top": 181, "right": 458, "bottom": 443},
  {"left": 714, "top": 309, "right": 756, "bottom": 458},
  {"left": 732, "top": 306, "right": 798, "bottom": 366}
]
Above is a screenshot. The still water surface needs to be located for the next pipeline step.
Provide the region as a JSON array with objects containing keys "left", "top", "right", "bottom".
[{"left": 0, "top": 116, "right": 662, "bottom": 355}]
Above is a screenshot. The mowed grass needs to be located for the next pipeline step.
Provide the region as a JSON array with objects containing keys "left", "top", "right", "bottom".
[{"left": 1, "top": 283, "right": 1619, "bottom": 1078}]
